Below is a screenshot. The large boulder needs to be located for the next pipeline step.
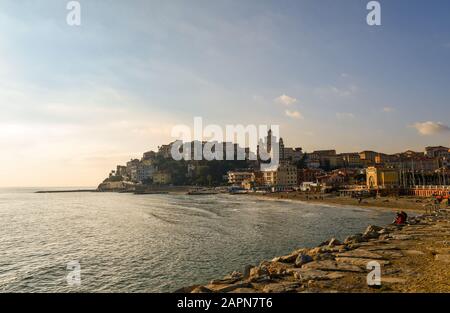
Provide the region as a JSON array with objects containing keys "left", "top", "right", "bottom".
[
  {"left": 363, "top": 225, "right": 384, "bottom": 239},
  {"left": 276, "top": 248, "right": 307, "bottom": 263},
  {"left": 248, "top": 264, "right": 271, "bottom": 282},
  {"left": 295, "top": 253, "right": 313, "bottom": 267},
  {"left": 344, "top": 233, "right": 365, "bottom": 244},
  {"left": 328, "top": 238, "right": 342, "bottom": 247}
]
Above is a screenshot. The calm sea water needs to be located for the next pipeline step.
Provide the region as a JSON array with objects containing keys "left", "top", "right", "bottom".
[{"left": 0, "top": 188, "right": 394, "bottom": 292}]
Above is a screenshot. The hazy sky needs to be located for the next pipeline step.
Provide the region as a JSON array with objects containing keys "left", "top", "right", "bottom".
[{"left": 1, "top": 0, "right": 450, "bottom": 187}]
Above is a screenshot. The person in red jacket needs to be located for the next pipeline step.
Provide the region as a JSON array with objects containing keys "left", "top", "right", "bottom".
[{"left": 393, "top": 211, "right": 408, "bottom": 225}]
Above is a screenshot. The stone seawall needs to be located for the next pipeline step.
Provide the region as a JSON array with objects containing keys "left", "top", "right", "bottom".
[{"left": 178, "top": 210, "right": 450, "bottom": 293}]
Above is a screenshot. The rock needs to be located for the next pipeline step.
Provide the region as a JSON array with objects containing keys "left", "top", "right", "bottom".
[
  {"left": 191, "top": 286, "right": 213, "bottom": 293},
  {"left": 335, "top": 257, "right": 390, "bottom": 267},
  {"left": 210, "top": 277, "right": 240, "bottom": 285},
  {"left": 402, "top": 250, "right": 425, "bottom": 256},
  {"left": 266, "top": 261, "right": 293, "bottom": 275},
  {"left": 344, "top": 233, "right": 365, "bottom": 244},
  {"left": 313, "top": 252, "right": 336, "bottom": 261},
  {"left": 229, "top": 288, "right": 258, "bottom": 293},
  {"left": 295, "top": 253, "right": 313, "bottom": 267},
  {"left": 278, "top": 249, "right": 306, "bottom": 263},
  {"left": 302, "top": 260, "right": 365, "bottom": 273},
  {"left": 262, "top": 282, "right": 300, "bottom": 293},
  {"left": 288, "top": 268, "right": 344, "bottom": 282},
  {"left": 391, "top": 234, "right": 415, "bottom": 240},
  {"left": 243, "top": 265, "right": 253, "bottom": 279},
  {"left": 209, "top": 282, "right": 252, "bottom": 293},
  {"left": 336, "top": 249, "right": 386, "bottom": 260},
  {"left": 367, "top": 245, "right": 401, "bottom": 251},
  {"left": 363, "top": 225, "right": 384, "bottom": 239},
  {"left": 326, "top": 272, "right": 346, "bottom": 280},
  {"left": 328, "top": 238, "right": 342, "bottom": 247},
  {"left": 248, "top": 265, "right": 271, "bottom": 282},
  {"left": 308, "top": 247, "right": 323, "bottom": 256},
  {"left": 374, "top": 250, "right": 404, "bottom": 259}
]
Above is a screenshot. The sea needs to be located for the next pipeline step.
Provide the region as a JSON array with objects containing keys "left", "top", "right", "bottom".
[{"left": 0, "top": 187, "right": 394, "bottom": 292}]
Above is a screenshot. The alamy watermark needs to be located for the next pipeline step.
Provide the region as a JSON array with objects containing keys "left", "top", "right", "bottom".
[
  {"left": 66, "top": 260, "right": 81, "bottom": 286},
  {"left": 66, "top": 1, "right": 81, "bottom": 26},
  {"left": 367, "top": 1, "right": 381, "bottom": 26},
  {"left": 65, "top": 1, "right": 381, "bottom": 27},
  {"left": 170, "top": 117, "right": 280, "bottom": 170},
  {"left": 366, "top": 261, "right": 382, "bottom": 287}
]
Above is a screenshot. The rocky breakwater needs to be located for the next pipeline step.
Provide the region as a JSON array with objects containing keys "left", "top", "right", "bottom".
[{"left": 178, "top": 210, "right": 450, "bottom": 293}]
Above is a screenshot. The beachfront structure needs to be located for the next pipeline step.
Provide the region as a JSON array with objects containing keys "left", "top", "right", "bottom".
[
  {"left": 297, "top": 168, "right": 324, "bottom": 184},
  {"left": 406, "top": 185, "right": 450, "bottom": 197},
  {"left": 227, "top": 171, "right": 255, "bottom": 186},
  {"left": 366, "top": 166, "right": 400, "bottom": 190},
  {"left": 260, "top": 163, "right": 297, "bottom": 190}
]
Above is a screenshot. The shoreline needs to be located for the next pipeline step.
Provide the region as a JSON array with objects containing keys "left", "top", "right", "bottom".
[
  {"left": 247, "top": 192, "right": 435, "bottom": 214},
  {"left": 179, "top": 209, "right": 450, "bottom": 293}
]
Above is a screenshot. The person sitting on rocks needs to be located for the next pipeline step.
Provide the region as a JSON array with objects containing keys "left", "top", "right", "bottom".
[{"left": 393, "top": 211, "right": 408, "bottom": 225}]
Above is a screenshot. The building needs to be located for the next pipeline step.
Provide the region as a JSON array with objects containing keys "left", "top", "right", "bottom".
[
  {"left": 126, "top": 159, "right": 140, "bottom": 182},
  {"left": 260, "top": 163, "right": 297, "bottom": 190},
  {"left": 425, "top": 146, "right": 450, "bottom": 158},
  {"left": 375, "top": 153, "right": 399, "bottom": 164},
  {"left": 143, "top": 151, "right": 157, "bottom": 160},
  {"left": 153, "top": 171, "right": 172, "bottom": 185},
  {"left": 158, "top": 142, "right": 175, "bottom": 159},
  {"left": 227, "top": 171, "right": 255, "bottom": 186},
  {"left": 136, "top": 161, "right": 156, "bottom": 183},
  {"left": 116, "top": 165, "right": 127, "bottom": 178},
  {"left": 305, "top": 156, "right": 321, "bottom": 169},
  {"left": 282, "top": 147, "right": 303, "bottom": 162},
  {"left": 276, "top": 163, "right": 297, "bottom": 188},
  {"left": 341, "top": 153, "right": 362, "bottom": 168},
  {"left": 316, "top": 172, "right": 345, "bottom": 187},
  {"left": 297, "top": 168, "right": 324, "bottom": 184},
  {"left": 366, "top": 167, "right": 399, "bottom": 189},
  {"left": 359, "top": 151, "right": 378, "bottom": 163}
]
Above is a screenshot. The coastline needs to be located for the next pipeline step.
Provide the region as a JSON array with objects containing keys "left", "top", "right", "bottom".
[
  {"left": 179, "top": 209, "right": 450, "bottom": 293},
  {"left": 246, "top": 192, "right": 433, "bottom": 214}
]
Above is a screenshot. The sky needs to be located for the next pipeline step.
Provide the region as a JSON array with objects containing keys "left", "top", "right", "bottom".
[{"left": 0, "top": 0, "right": 450, "bottom": 187}]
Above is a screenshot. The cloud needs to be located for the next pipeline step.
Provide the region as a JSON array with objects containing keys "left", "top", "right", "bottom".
[
  {"left": 413, "top": 121, "right": 450, "bottom": 135},
  {"left": 382, "top": 106, "right": 395, "bottom": 113},
  {"left": 275, "top": 94, "right": 297, "bottom": 106},
  {"left": 336, "top": 112, "right": 355, "bottom": 119},
  {"left": 285, "top": 110, "right": 303, "bottom": 119},
  {"left": 314, "top": 84, "right": 358, "bottom": 98}
]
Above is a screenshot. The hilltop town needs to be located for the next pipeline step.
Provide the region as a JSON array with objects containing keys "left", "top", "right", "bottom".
[{"left": 98, "top": 130, "right": 450, "bottom": 200}]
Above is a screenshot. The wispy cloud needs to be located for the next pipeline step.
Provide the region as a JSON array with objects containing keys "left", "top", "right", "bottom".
[
  {"left": 336, "top": 112, "right": 355, "bottom": 119},
  {"left": 314, "top": 84, "right": 358, "bottom": 98},
  {"left": 285, "top": 110, "right": 303, "bottom": 119},
  {"left": 412, "top": 121, "right": 450, "bottom": 135},
  {"left": 275, "top": 94, "right": 297, "bottom": 106},
  {"left": 382, "top": 106, "right": 395, "bottom": 113}
]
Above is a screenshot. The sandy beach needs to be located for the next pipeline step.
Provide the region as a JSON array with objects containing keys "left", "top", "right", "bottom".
[{"left": 257, "top": 192, "right": 442, "bottom": 214}]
